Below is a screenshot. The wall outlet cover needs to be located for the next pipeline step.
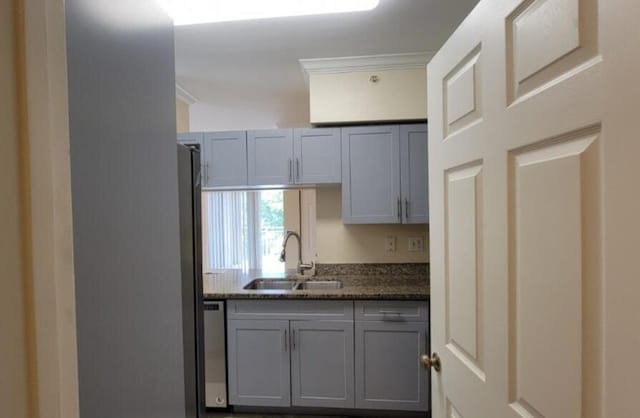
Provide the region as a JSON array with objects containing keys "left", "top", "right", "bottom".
[
  {"left": 385, "top": 236, "right": 397, "bottom": 252},
  {"left": 408, "top": 236, "right": 424, "bottom": 252}
]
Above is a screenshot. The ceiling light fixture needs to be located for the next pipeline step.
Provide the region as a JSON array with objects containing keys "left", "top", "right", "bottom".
[{"left": 158, "top": 0, "right": 380, "bottom": 26}]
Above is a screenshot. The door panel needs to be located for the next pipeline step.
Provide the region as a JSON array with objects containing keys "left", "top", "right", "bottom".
[
  {"left": 445, "top": 163, "right": 484, "bottom": 380},
  {"left": 506, "top": 0, "right": 599, "bottom": 103},
  {"left": 508, "top": 128, "right": 601, "bottom": 418},
  {"left": 425, "top": 0, "right": 637, "bottom": 416}
]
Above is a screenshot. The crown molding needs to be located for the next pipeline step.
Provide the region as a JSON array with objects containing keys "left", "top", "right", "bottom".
[
  {"left": 299, "top": 52, "right": 435, "bottom": 84},
  {"left": 176, "top": 83, "right": 198, "bottom": 105}
]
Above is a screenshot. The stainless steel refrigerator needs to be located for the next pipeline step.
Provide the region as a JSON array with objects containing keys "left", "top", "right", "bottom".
[{"left": 177, "top": 144, "right": 206, "bottom": 418}]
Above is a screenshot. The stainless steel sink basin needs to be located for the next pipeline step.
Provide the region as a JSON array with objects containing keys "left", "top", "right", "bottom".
[
  {"left": 295, "top": 280, "right": 343, "bottom": 290},
  {"left": 243, "top": 279, "right": 298, "bottom": 290}
]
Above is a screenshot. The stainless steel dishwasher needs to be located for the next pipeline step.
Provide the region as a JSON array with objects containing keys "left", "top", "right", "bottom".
[{"left": 203, "top": 300, "right": 227, "bottom": 408}]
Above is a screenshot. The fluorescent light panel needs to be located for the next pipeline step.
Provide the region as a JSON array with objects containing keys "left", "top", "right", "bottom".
[{"left": 158, "top": 0, "right": 380, "bottom": 26}]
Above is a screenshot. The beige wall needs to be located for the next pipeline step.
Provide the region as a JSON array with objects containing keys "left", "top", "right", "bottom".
[
  {"left": 316, "top": 188, "right": 429, "bottom": 263},
  {"left": 0, "top": 0, "right": 30, "bottom": 417},
  {"left": 176, "top": 98, "right": 190, "bottom": 132},
  {"left": 309, "top": 68, "right": 428, "bottom": 125}
]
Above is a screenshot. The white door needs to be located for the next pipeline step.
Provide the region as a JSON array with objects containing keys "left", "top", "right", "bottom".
[{"left": 428, "top": 1, "right": 640, "bottom": 417}]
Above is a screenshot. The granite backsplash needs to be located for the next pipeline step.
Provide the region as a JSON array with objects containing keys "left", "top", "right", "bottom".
[{"left": 315, "top": 263, "right": 429, "bottom": 279}]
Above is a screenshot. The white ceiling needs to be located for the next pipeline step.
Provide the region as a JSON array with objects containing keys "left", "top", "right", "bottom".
[{"left": 174, "top": 0, "right": 480, "bottom": 128}]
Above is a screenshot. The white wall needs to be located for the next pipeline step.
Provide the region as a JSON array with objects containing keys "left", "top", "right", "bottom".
[{"left": 189, "top": 93, "right": 310, "bottom": 131}]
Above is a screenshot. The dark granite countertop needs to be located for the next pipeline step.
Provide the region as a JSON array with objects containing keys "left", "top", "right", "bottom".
[{"left": 203, "top": 264, "right": 430, "bottom": 300}]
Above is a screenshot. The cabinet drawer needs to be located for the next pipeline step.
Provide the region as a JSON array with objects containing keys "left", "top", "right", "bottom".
[
  {"left": 354, "top": 301, "right": 428, "bottom": 322},
  {"left": 227, "top": 300, "right": 354, "bottom": 320}
]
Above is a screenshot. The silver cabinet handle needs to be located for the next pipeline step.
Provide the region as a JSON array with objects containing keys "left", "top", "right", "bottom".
[
  {"left": 284, "top": 329, "right": 288, "bottom": 351},
  {"left": 379, "top": 310, "right": 403, "bottom": 315},
  {"left": 205, "top": 162, "right": 210, "bottom": 184},
  {"left": 405, "top": 198, "right": 409, "bottom": 219},
  {"left": 288, "top": 159, "right": 293, "bottom": 183},
  {"left": 296, "top": 158, "right": 300, "bottom": 182},
  {"left": 292, "top": 329, "right": 296, "bottom": 350},
  {"left": 397, "top": 198, "right": 401, "bottom": 221}
]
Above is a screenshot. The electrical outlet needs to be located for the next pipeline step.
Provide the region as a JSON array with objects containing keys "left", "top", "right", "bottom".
[
  {"left": 385, "top": 236, "right": 397, "bottom": 252},
  {"left": 408, "top": 236, "right": 424, "bottom": 252}
]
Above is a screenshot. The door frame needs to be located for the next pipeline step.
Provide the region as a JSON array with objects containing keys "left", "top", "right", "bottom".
[{"left": 18, "top": 0, "right": 80, "bottom": 417}]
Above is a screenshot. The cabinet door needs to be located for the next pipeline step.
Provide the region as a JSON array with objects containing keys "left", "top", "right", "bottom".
[
  {"left": 355, "top": 321, "right": 429, "bottom": 412},
  {"left": 341, "top": 125, "right": 401, "bottom": 224},
  {"left": 400, "top": 124, "right": 429, "bottom": 223},
  {"left": 293, "top": 128, "right": 341, "bottom": 184},
  {"left": 203, "top": 131, "right": 247, "bottom": 188},
  {"left": 290, "top": 321, "right": 354, "bottom": 409},
  {"left": 247, "top": 129, "right": 294, "bottom": 185},
  {"left": 227, "top": 320, "right": 291, "bottom": 407}
]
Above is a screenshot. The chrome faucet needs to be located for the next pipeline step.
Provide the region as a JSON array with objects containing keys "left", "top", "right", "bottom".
[{"left": 279, "top": 230, "right": 314, "bottom": 275}]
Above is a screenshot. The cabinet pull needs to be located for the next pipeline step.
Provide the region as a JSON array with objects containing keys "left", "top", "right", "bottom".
[
  {"left": 284, "top": 329, "right": 288, "bottom": 351},
  {"left": 296, "top": 158, "right": 300, "bottom": 181},
  {"left": 288, "top": 159, "right": 293, "bottom": 182},
  {"left": 379, "top": 310, "right": 403, "bottom": 315},
  {"left": 397, "top": 198, "right": 401, "bottom": 220},
  {"left": 405, "top": 198, "right": 409, "bottom": 218},
  {"left": 292, "top": 329, "right": 296, "bottom": 350}
]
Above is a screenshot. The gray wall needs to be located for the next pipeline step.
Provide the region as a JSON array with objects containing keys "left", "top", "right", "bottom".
[{"left": 65, "top": 1, "right": 185, "bottom": 417}]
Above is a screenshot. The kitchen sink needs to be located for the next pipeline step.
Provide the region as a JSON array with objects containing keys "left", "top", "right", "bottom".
[
  {"left": 243, "top": 279, "right": 298, "bottom": 290},
  {"left": 295, "top": 280, "right": 343, "bottom": 290}
]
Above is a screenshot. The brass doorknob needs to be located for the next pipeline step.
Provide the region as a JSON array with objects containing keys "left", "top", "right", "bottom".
[{"left": 421, "top": 353, "right": 441, "bottom": 372}]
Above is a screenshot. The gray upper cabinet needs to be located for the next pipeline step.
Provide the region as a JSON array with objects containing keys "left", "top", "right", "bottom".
[
  {"left": 342, "top": 124, "right": 428, "bottom": 224},
  {"left": 293, "top": 128, "right": 341, "bottom": 184},
  {"left": 203, "top": 131, "right": 247, "bottom": 188},
  {"left": 400, "top": 124, "right": 429, "bottom": 223},
  {"left": 354, "top": 320, "right": 429, "bottom": 412},
  {"left": 290, "top": 321, "right": 355, "bottom": 409},
  {"left": 342, "top": 125, "right": 401, "bottom": 224},
  {"left": 227, "top": 319, "right": 291, "bottom": 407},
  {"left": 247, "top": 129, "right": 294, "bottom": 186}
]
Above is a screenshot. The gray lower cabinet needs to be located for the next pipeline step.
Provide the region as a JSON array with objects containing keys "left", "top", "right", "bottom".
[
  {"left": 227, "top": 319, "right": 291, "bottom": 407},
  {"left": 355, "top": 320, "right": 429, "bottom": 411},
  {"left": 290, "top": 321, "right": 355, "bottom": 408},
  {"left": 226, "top": 300, "right": 429, "bottom": 413}
]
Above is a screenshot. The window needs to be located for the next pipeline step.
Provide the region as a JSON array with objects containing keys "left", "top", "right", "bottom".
[{"left": 202, "top": 190, "right": 285, "bottom": 273}]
